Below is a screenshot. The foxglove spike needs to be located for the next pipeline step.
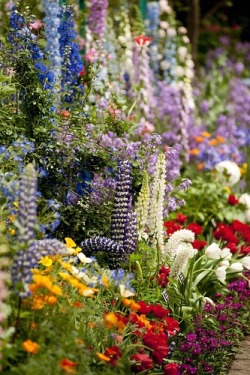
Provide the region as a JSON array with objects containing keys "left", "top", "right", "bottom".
[
  {"left": 12, "top": 239, "right": 68, "bottom": 298},
  {"left": 18, "top": 164, "right": 37, "bottom": 245},
  {"left": 79, "top": 236, "right": 126, "bottom": 269}
]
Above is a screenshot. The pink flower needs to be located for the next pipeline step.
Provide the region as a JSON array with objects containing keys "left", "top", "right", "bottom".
[
  {"left": 163, "top": 362, "right": 179, "bottom": 375},
  {"left": 130, "top": 353, "right": 154, "bottom": 373},
  {"left": 30, "top": 19, "right": 43, "bottom": 31},
  {"left": 85, "top": 49, "right": 98, "bottom": 62},
  {"left": 134, "top": 35, "right": 152, "bottom": 46}
]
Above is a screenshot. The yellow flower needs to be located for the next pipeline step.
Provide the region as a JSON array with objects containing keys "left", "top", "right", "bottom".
[
  {"left": 38, "top": 256, "right": 53, "bottom": 267},
  {"left": 194, "top": 136, "right": 204, "bottom": 143},
  {"left": 13, "top": 201, "right": 18, "bottom": 208},
  {"left": 103, "top": 312, "right": 118, "bottom": 329},
  {"left": 122, "top": 298, "right": 140, "bottom": 311},
  {"left": 101, "top": 274, "right": 109, "bottom": 288},
  {"left": 65, "top": 237, "right": 76, "bottom": 248},
  {"left": 22, "top": 339, "right": 40, "bottom": 354}
]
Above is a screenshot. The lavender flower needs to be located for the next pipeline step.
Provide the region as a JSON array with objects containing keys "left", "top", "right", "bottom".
[{"left": 87, "top": 0, "right": 108, "bottom": 38}]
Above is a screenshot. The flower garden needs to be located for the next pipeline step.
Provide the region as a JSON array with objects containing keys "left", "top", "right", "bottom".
[{"left": 0, "top": 1, "right": 250, "bottom": 374}]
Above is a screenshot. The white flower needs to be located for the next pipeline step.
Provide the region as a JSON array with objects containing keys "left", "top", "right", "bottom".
[
  {"left": 178, "top": 26, "right": 187, "bottom": 34},
  {"left": 175, "top": 66, "right": 185, "bottom": 77},
  {"left": 215, "top": 266, "right": 227, "bottom": 283},
  {"left": 158, "top": 29, "right": 166, "bottom": 38},
  {"left": 178, "top": 46, "right": 187, "bottom": 62},
  {"left": 239, "top": 193, "right": 250, "bottom": 209},
  {"left": 219, "top": 259, "right": 230, "bottom": 268},
  {"left": 240, "top": 256, "right": 250, "bottom": 270},
  {"left": 182, "top": 36, "right": 190, "bottom": 43},
  {"left": 205, "top": 243, "right": 221, "bottom": 259},
  {"left": 77, "top": 252, "right": 93, "bottom": 264},
  {"left": 214, "top": 160, "right": 241, "bottom": 186},
  {"left": 119, "top": 284, "right": 135, "bottom": 297},
  {"left": 167, "top": 28, "right": 177, "bottom": 37},
  {"left": 169, "top": 243, "right": 195, "bottom": 278},
  {"left": 160, "top": 21, "right": 169, "bottom": 30},
  {"left": 164, "top": 229, "right": 195, "bottom": 259},
  {"left": 221, "top": 248, "right": 232, "bottom": 260},
  {"left": 228, "top": 262, "right": 244, "bottom": 272}
]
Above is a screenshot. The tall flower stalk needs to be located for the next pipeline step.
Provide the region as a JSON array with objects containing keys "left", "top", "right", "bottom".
[{"left": 43, "top": 0, "right": 61, "bottom": 90}]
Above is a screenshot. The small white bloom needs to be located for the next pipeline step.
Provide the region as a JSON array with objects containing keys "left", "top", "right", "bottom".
[
  {"left": 160, "top": 21, "right": 169, "bottom": 30},
  {"left": 167, "top": 28, "right": 177, "bottom": 37},
  {"left": 221, "top": 248, "right": 232, "bottom": 259},
  {"left": 219, "top": 259, "right": 230, "bottom": 268},
  {"left": 178, "top": 46, "right": 187, "bottom": 62},
  {"left": 215, "top": 266, "right": 227, "bottom": 283},
  {"left": 204, "top": 297, "right": 215, "bottom": 306},
  {"left": 175, "top": 66, "right": 185, "bottom": 77},
  {"left": 182, "top": 36, "right": 190, "bottom": 43},
  {"left": 77, "top": 252, "right": 93, "bottom": 264},
  {"left": 119, "top": 284, "right": 135, "bottom": 297},
  {"left": 214, "top": 160, "right": 241, "bottom": 186},
  {"left": 239, "top": 193, "right": 250, "bottom": 209},
  {"left": 178, "top": 26, "right": 187, "bottom": 34},
  {"left": 160, "top": 60, "right": 170, "bottom": 70},
  {"left": 228, "top": 262, "right": 244, "bottom": 272},
  {"left": 205, "top": 243, "right": 221, "bottom": 259},
  {"left": 240, "top": 256, "right": 250, "bottom": 270},
  {"left": 158, "top": 29, "right": 166, "bottom": 38}
]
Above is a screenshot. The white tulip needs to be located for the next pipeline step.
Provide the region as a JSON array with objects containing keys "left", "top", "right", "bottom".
[
  {"left": 219, "top": 259, "right": 230, "bottom": 268},
  {"left": 241, "top": 256, "right": 250, "bottom": 270},
  {"left": 215, "top": 266, "right": 227, "bottom": 283},
  {"left": 221, "top": 248, "right": 232, "bottom": 260},
  {"left": 228, "top": 262, "right": 244, "bottom": 272},
  {"left": 205, "top": 243, "right": 221, "bottom": 259}
]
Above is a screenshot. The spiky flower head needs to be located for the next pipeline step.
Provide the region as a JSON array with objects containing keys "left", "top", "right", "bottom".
[
  {"left": 164, "top": 229, "right": 195, "bottom": 260},
  {"left": 169, "top": 242, "right": 196, "bottom": 278},
  {"left": 135, "top": 170, "right": 150, "bottom": 240},
  {"left": 147, "top": 153, "right": 166, "bottom": 251},
  {"left": 17, "top": 164, "right": 37, "bottom": 245}
]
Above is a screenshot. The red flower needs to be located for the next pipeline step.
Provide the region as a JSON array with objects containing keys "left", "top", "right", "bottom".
[
  {"left": 152, "top": 304, "right": 170, "bottom": 319},
  {"left": 163, "top": 316, "right": 180, "bottom": 335},
  {"left": 214, "top": 223, "right": 239, "bottom": 244},
  {"left": 130, "top": 353, "right": 154, "bottom": 373},
  {"left": 187, "top": 223, "right": 203, "bottom": 235},
  {"left": 241, "top": 245, "right": 250, "bottom": 255},
  {"left": 104, "top": 346, "right": 122, "bottom": 366},
  {"left": 226, "top": 242, "right": 239, "bottom": 254},
  {"left": 60, "top": 358, "right": 78, "bottom": 373},
  {"left": 79, "top": 69, "right": 85, "bottom": 76},
  {"left": 163, "top": 362, "right": 179, "bottom": 375},
  {"left": 176, "top": 213, "right": 187, "bottom": 224},
  {"left": 164, "top": 221, "right": 182, "bottom": 235},
  {"left": 192, "top": 239, "right": 207, "bottom": 250},
  {"left": 228, "top": 194, "right": 239, "bottom": 205},
  {"left": 137, "top": 301, "right": 153, "bottom": 315},
  {"left": 152, "top": 345, "right": 169, "bottom": 365},
  {"left": 134, "top": 35, "right": 152, "bottom": 46}
]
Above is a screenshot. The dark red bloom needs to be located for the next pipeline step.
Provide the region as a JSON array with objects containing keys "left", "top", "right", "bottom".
[
  {"left": 151, "top": 345, "right": 169, "bottom": 365},
  {"left": 163, "top": 362, "right": 179, "bottom": 375},
  {"left": 152, "top": 304, "right": 170, "bottom": 319},
  {"left": 163, "top": 316, "right": 180, "bottom": 335},
  {"left": 176, "top": 213, "right": 187, "bottom": 224},
  {"left": 164, "top": 221, "right": 182, "bottom": 235},
  {"left": 134, "top": 35, "right": 152, "bottom": 45},
  {"left": 130, "top": 352, "right": 154, "bottom": 373},
  {"left": 214, "top": 223, "right": 239, "bottom": 244},
  {"left": 104, "top": 346, "right": 122, "bottom": 366},
  {"left": 241, "top": 245, "right": 250, "bottom": 255},
  {"left": 192, "top": 239, "right": 207, "bottom": 250},
  {"left": 226, "top": 242, "right": 239, "bottom": 254},
  {"left": 137, "top": 301, "right": 153, "bottom": 315},
  {"left": 228, "top": 194, "right": 239, "bottom": 205},
  {"left": 187, "top": 223, "right": 203, "bottom": 235}
]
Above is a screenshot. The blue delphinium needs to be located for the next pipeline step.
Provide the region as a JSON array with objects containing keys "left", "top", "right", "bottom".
[
  {"left": 43, "top": 0, "right": 61, "bottom": 88},
  {"left": 58, "top": 5, "right": 84, "bottom": 102},
  {"left": 8, "top": 9, "right": 55, "bottom": 90}
]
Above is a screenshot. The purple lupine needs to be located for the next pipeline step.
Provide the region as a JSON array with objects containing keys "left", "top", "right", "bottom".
[
  {"left": 87, "top": 0, "right": 108, "bottom": 38},
  {"left": 17, "top": 164, "right": 37, "bottom": 245},
  {"left": 78, "top": 160, "right": 137, "bottom": 268},
  {"left": 80, "top": 236, "right": 126, "bottom": 268},
  {"left": 110, "top": 160, "right": 133, "bottom": 243},
  {"left": 11, "top": 239, "right": 67, "bottom": 298}
]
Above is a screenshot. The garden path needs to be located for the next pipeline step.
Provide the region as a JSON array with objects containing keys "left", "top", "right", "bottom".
[{"left": 228, "top": 335, "right": 250, "bottom": 374}]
